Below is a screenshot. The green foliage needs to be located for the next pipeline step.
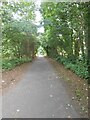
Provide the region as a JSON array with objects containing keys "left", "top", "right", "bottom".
[
  {"left": 2, "top": 58, "right": 32, "bottom": 71},
  {"left": 55, "top": 56, "right": 89, "bottom": 79},
  {"left": 41, "top": 2, "right": 89, "bottom": 80},
  {"left": 1, "top": 1, "right": 37, "bottom": 71}
]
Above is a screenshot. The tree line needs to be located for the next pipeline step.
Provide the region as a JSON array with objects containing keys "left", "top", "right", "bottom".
[
  {"left": 1, "top": 1, "right": 90, "bottom": 81},
  {"left": 1, "top": 1, "right": 38, "bottom": 70},
  {"left": 40, "top": 2, "right": 90, "bottom": 80}
]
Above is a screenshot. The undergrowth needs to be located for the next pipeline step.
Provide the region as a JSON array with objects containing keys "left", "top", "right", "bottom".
[
  {"left": 2, "top": 57, "right": 32, "bottom": 71},
  {"left": 55, "top": 56, "right": 89, "bottom": 80}
]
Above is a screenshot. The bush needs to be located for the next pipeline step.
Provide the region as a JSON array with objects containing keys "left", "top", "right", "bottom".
[
  {"left": 55, "top": 56, "right": 89, "bottom": 79},
  {"left": 2, "top": 57, "right": 32, "bottom": 71}
]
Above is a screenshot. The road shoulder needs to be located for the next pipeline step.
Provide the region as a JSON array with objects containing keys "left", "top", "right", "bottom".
[{"left": 48, "top": 57, "right": 88, "bottom": 118}]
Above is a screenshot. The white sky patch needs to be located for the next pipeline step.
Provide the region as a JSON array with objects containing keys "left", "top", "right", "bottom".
[
  {"left": 35, "top": 11, "right": 41, "bottom": 23},
  {"left": 35, "top": 0, "right": 44, "bottom": 33},
  {"left": 12, "top": 12, "right": 22, "bottom": 20},
  {"left": 37, "top": 27, "right": 44, "bottom": 33},
  {"left": 35, "top": 0, "right": 41, "bottom": 7}
]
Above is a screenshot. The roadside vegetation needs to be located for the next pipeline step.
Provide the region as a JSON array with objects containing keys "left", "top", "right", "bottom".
[
  {"left": 40, "top": 2, "right": 90, "bottom": 80},
  {"left": 1, "top": 1, "right": 89, "bottom": 117},
  {"left": 1, "top": 2, "right": 38, "bottom": 71},
  {"left": 1, "top": 2, "right": 90, "bottom": 80}
]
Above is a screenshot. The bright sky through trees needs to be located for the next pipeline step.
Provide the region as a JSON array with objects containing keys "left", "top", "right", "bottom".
[{"left": 35, "top": 0, "right": 44, "bottom": 33}]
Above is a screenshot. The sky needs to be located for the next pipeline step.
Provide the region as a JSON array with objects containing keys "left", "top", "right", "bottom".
[{"left": 35, "top": 0, "right": 44, "bottom": 33}]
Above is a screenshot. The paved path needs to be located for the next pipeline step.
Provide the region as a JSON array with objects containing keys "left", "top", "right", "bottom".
[{"left": 2, "top": 57, "right": 81, "bottom": 118}]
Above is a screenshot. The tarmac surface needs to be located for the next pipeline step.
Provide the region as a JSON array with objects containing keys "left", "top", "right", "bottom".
[{"left": 2, "top": 57, "right": 81, "bottom": 118}]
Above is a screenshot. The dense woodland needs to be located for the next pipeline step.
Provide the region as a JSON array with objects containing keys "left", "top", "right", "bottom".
[
  {"left": 1, "top": 2, "right": 38, "bottom": 70},
  {"left": 1, "top": 2, "right": 90, "bottom": 81},
  {"left": 40, "top": 2, "right": 90, "bottom": 80}
]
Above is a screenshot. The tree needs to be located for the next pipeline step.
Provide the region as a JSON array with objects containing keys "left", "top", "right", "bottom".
[
  {"left": 40, "top": 2, "right": 89, "bottom": 79},
  {"left": 1, "top": 1, "right": 37, "bottom": 70}
]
